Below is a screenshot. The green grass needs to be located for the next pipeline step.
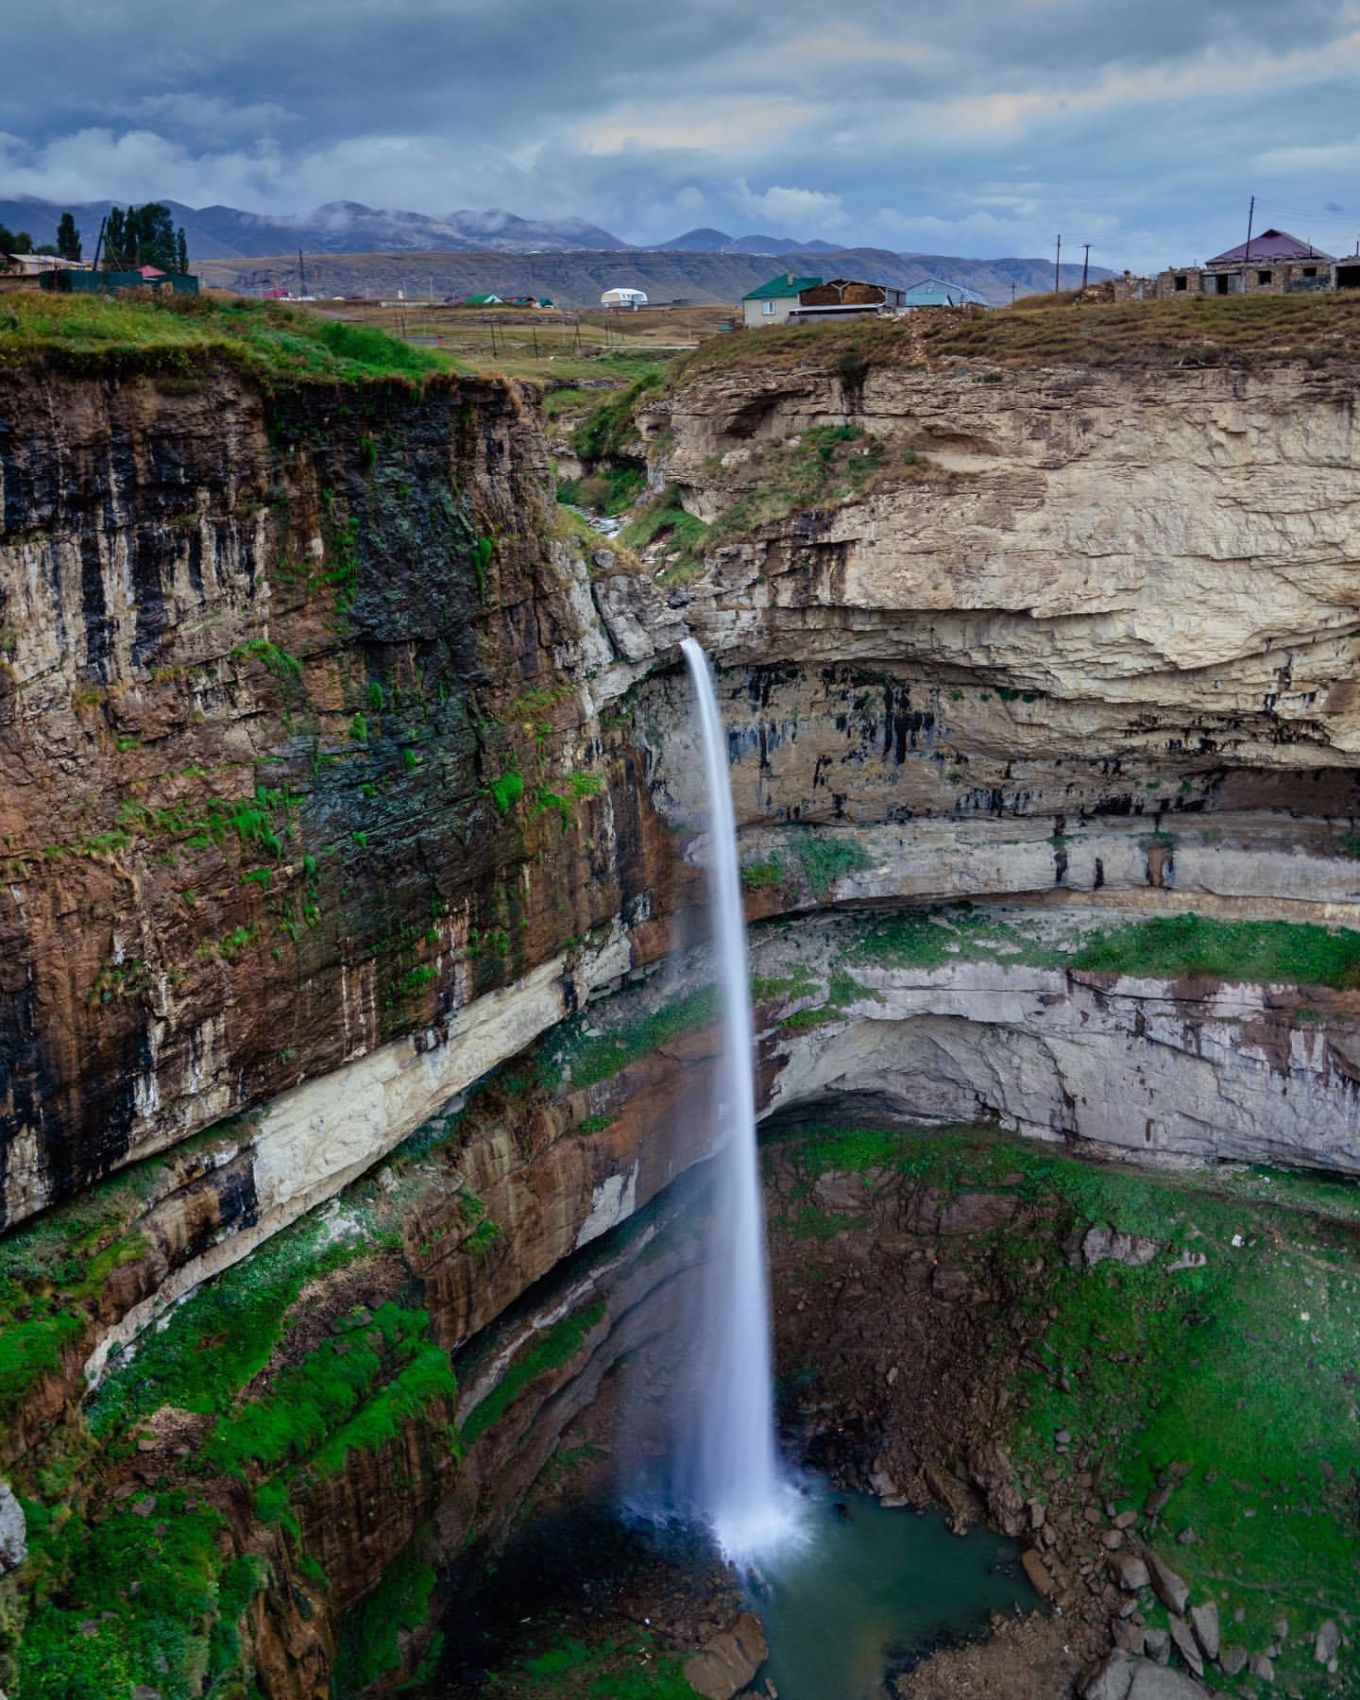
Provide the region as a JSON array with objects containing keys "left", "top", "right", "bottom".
[
  {"left": 572, "top": 370, "right": 665, "bottom": 462},
  {"left": 851, "top": 906, "right": 1068, "bottom": 971},
  {"left": 335, "top": 1537, "right": 438, "bottom": 1694},
  {"left": 538, "top": 986, "right": 718, "bottom": 1092},
  {"left": 1005, "top": 1181, "right": 1360, "bottom": 1684},
  {"left": 0, "top": 291, "right": 450, "bottom": 383},
  {"left": 703, "top": 425, "right": 924, "bottom": 545},
  {"left": 308, "top": 1342, "right": 455, "bottom": 1475},
  {"left": 490, "top": 769, "right": 525, "bottom": 816},
  {"left": 461, "top": 1303, "right": 605, "bottom": 1446},
  {"left": 795, "top": 833, "right": 873, "bottom": 897},
  {"left": 771, "top": 1121, "right": 1360, "bottom": 1689},
  {"left": 848, "top": 907, "right": 1360, "bottom": 991},
  {"left": 17, "top": 1491, "right": 235, "bottom": 1700},
  {"left": 230, "top": 637, "right": 304, "bottom": 687},
  {"left": 0, "top": 1171, "right": 154, "bottom": 1431},
  {"left": 88, "top": 1207, "right": 375, "bottom": 1438},
  {"left": 485, "top": 1632, "right": 706, "bottom": 1700},
  {"left": 1071, "top": 913, "right": 1360, "bottom": 988},
  {"left": 202, "top": 1302, "right": 449, "bottom": 1478},
  {"left": 620, "top": 488, "right": 710, "bottom": 580},
  {"left": 740, "top": 855, "right": 785, "bottom": 890}
]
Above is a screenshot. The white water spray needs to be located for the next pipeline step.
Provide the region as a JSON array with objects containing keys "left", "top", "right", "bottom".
[{"left": 674, "top": 638, "right": 802, "bottom": 1567}]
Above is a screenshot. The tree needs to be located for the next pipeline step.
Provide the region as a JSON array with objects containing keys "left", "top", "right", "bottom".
[
  {"left": 0, "top": 224, "right": 33, "bottom": 256},
  {"left": 175, "top": 227, "right": 189, "bottom": 275},
  {"left": 104, "top": 207, "right": 127, "bottom": 268},
  {"left": 56, "top": 212, "right": 81, "bottom": 262},
  {"left": 103, "top": 203, "right": 180, "bottom": 271}
]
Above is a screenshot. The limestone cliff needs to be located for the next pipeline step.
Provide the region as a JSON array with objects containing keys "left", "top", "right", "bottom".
[{"left": 3, "top": 312, "right": 1360, "bottom": 1699}]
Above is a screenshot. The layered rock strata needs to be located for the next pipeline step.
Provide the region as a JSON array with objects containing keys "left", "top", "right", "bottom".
[{"left": 3, "top": 331, "right": 1360, "bottom": 1697}]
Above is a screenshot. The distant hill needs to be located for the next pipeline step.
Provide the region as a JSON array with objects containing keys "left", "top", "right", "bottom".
[
  {"left": 0, "top": 197, "right": 626, "bottom": 259},
  {"left": 656, "top": 228, "right": 846, "bottom": 256},
  {"left": 657, "top": 228, "right": 738, "bottom": 252},
  {"left": 196, "top": 245, "right": 1109, "bottom": 308},
  {"left": 444, "top": 209, "right": 625, "bottom": 251},
  {"left": 0, "top": 195, "right": 1113, "bottom": 303}
]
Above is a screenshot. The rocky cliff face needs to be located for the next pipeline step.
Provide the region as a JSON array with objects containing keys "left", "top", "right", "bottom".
[{"left": 3, "top": 331, "right": 1359, "bottom": 1698}]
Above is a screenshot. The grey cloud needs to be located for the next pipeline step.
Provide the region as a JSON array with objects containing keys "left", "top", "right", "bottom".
[{"left": 3, "top": 0, "right": 1359, "bottom": 267}]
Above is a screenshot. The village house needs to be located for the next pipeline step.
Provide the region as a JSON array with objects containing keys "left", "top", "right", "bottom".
[
  {"left": 1146, "top": 228, "right": 1360, "bottom": 299},
  {"left": 903, "top": 279, "right": 988, "bottom": 309},
  {"left": 741, "top": 273, "right": 906, "bottom": 329},
  {"left": 600, "top": 286, "right": 647, "bottom": 309},
  {"left": 741, "top": 273, "right": 821, "bottom": 327}
]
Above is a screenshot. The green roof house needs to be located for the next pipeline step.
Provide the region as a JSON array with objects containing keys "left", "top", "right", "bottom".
[{"left": 742, "top": 273, "right": 822, "bottom": 328}]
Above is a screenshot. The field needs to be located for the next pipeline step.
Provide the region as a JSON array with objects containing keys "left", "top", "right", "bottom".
[{"left": 314, "top": 300, "right": 733, "bottom": 380}]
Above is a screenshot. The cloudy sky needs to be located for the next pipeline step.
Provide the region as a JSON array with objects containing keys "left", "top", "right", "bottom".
[{"left": 5, "top": 0, "right": 1360, "bottom": 266}]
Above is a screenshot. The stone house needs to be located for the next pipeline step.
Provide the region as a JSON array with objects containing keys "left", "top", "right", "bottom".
[{"left": 1154, "top": 229, "right": 1340, "bottom": 298}]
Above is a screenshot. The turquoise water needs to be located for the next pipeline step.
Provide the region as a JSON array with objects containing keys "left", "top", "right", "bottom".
[{"left": 751, "top": 1489, "right": 1036, "bottom": 1700}]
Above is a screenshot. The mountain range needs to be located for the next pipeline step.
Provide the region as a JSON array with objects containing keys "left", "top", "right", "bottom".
[
  {"left": 0, "top": 197, "right": 628, "bottom": 258},
  {"left": 0, "top": 196, "right": 1112, "bottom": 306}
]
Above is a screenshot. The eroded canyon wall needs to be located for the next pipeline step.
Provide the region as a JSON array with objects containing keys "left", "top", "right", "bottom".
[{"left": 2, "top": 328, "right": 1359, "bottom": 1696}]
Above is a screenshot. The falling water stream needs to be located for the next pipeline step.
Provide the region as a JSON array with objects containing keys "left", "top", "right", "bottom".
[
  {"left": 673, "top": 638, "right": 803, "bottom": 1567},
  {"left": 424, "top": 643, "right": 1040, "bottom": 1697}
]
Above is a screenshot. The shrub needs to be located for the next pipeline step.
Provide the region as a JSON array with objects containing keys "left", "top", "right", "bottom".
[{"left": 796, "top": 834, "right": 873, "bottom": 897}]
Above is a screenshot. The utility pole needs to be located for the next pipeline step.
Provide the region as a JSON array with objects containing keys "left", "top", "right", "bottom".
[
  {"left": 1244, "top": 195, "right": 1255, "bottom": 265},
  {"left": 1010, "top": 281, "right": 1017, "bottom": 305},
  {"left": 1054, "top": 234, "right": 1062, "bottom": 292},
  {"left": 1082, "top": 243, "right": 1091, "bottom": 289}
]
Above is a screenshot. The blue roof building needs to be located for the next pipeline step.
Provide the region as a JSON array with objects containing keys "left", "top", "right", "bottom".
[{"left": 904, "top": 279, "right": 987, "bottom": 309}]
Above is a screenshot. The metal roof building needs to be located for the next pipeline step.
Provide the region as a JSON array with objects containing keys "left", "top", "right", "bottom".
[
  {"left": 1204, "top": 228, "right": 1336, "bottom": 266},
  {"left": 904, "top": 279, "right": 988, "bottom": 309}
]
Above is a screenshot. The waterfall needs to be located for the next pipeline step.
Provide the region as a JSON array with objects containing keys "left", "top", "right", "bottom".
[{"left": 673, "top": 637, "right": 801, "bottom": 1567}]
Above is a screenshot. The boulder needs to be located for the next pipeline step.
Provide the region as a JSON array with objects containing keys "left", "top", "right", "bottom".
[
  {"left": 683, "top": 1613, "right": 769, "bottom": 1700},
  {"left": 1146, "top": 1551, "right": 1190, "bottom": 1615},
  {"left": 1190, "top": 1601, "right": 1220, "bottom": 1662},
  {"left": 0, "top": 1484, "right": 26, "bottom": 1574},
  {"left": 1167, "top": 1615, "right": 1203, "bottom": 1678},
  {"left": 1113, "top": 1621, "right": 1146, "bottom": 1655},
  {"left": 1082, "top": 1653, "right": 1210, "bottom": 1700},
  {"left": 1021, "top": 1548, "right": 1056, "bottom": 1598},
  {"left": 1219, "top": 1645, "right": 1248, "bottom": 1676},
  {"left": 924, "top": 1463, "right": 983, "bottom": 1530},
  {"left": 1080, "top": 1225, "right": 1161, "bottom": 1269},
  {"left": 1143, "top": 1630, "right": 1171, "bottom": 1666},
  {"left": 1315, "top": 1620, "right": 1341, "bottom": 1666},
  {"left": 1082, "top": 1650, "right": 1136, "bottom": 1700},
  {"left": 1144, "top": 1483, "right": 1175, "bottom": 1518},
  {"left": 1248, "top": 1651, "right": 1275, "bottom": 1683},
  {"left": 1109, "top": 1551, "right": 1151, "bottom": 1591},
  {"left": 1128, "top": 1666, "right": 1213, "bottom": 1699}
]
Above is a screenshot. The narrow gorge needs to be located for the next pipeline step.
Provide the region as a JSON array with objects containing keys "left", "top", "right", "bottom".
[{"left": 1, "top": 293, "right": 1358, "bottom": 1700}]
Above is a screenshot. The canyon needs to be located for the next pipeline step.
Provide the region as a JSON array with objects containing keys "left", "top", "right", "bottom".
[{"left": 0, "top": 293, "right": 1357, "bottom": 1699}]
